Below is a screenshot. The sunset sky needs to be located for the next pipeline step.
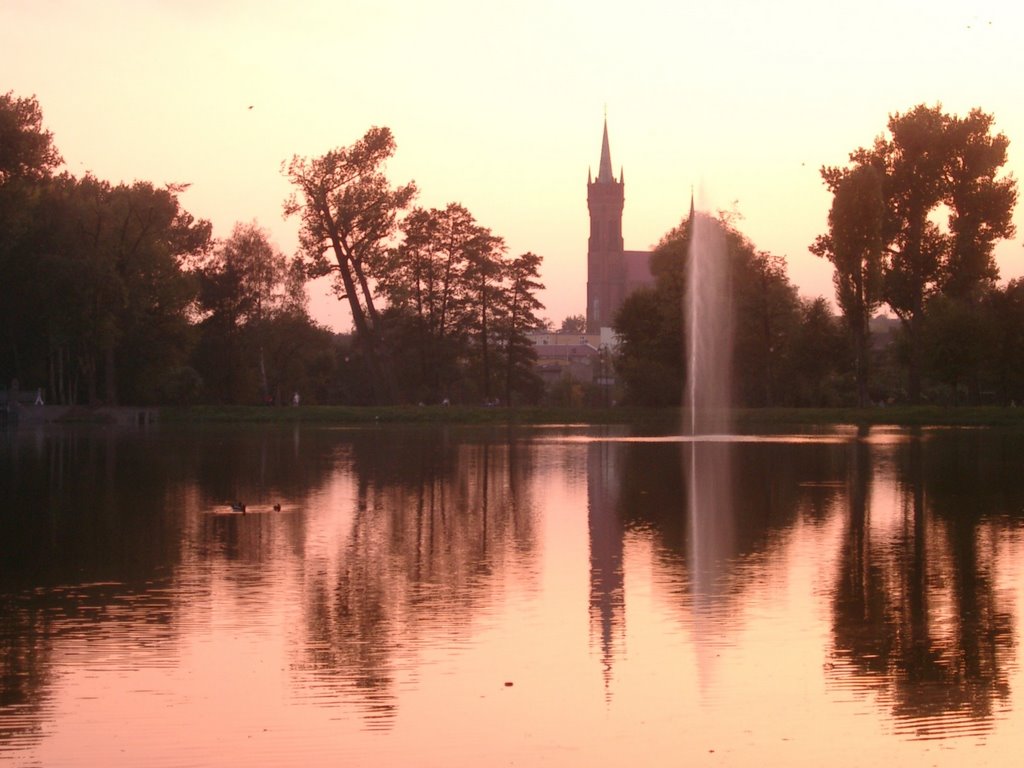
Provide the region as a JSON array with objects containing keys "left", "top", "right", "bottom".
[{"left": 4, "top": 0, "right": 1023, "bottom": 330}]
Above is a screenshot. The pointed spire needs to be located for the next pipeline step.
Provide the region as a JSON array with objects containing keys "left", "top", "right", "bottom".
[
  {"left": 597, "top": 116, "right": 615, "bottom": 184},
  {"left": 689, "top": 187, "right": 695, "bottom": 220}
]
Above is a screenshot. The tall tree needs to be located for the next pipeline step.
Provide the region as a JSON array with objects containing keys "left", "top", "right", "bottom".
[
  {"left": 462, "top": 226, "right": 506, "bottom": 402},
  {"left": 194, "top": 221, "right": 302, "bottom": 402},
  {"left": 0, "top": 91, "right": 62, "bottom": 185},
  {"left": 920, "top": 294, "right": 988, "bottom": 405},
  {"left": 12, "top": 174, "right": 210, "bottom": 404},
  {"left": 789, "top": 297, "right": 846, "bottom": 406},
  {"left": 734, "top": 250, "right": 802, "bottom": 407},
  {"left": 0, "top": 92, "right": 63, "bottom": 391},
  {"left": 830, "top": 104, "right": 1017, "bottom": 403},
  {"left": 381, "top": 203, "right": 479, "bottom": 400},
  {"left": 941, "top": 109, "right": 1017, "bottom": 300},
  {"left": 500, "top": 251, "right": 545, "bottom": 405},
  {"left": 876, "top": 104, "right": 950, "bottom": 403},
  {"left": 283, "top": 126, "right": 415, "bottom": 403},
  {"left": 812, "top": 162, "right": 885, "bottom": 406},
  {"left": 984, "top": 280, "right": 1024, "bottom": 404}
]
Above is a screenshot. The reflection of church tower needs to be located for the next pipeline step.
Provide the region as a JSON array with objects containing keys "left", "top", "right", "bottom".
[
  {"left": 587, "top": 119, "right": 625, "bottom": 333},
  {"left": 587, "top": 441, "right": 625, "bottom": 697}
]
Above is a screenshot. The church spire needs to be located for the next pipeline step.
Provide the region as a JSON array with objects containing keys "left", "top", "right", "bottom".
[{"left": 596, "top": 116, "right": 615, "bottom": 184}]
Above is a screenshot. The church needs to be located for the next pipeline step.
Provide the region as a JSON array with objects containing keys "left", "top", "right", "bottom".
[{"left": 586, "top": 119, "right": 654, "bottom": 333}]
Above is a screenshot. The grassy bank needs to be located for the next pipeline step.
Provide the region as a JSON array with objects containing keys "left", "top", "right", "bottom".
[
  {"left": 158, "top": 404, "right": 660, "bottom": 426},
  {"left": 157, "top": 404, "right": 1024, "bottom": 429}
]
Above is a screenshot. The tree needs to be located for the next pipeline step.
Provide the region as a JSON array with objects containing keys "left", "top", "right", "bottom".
[
  {"left": 0, "top": 92, "right": 63, "bottom": 392},
  {"left": 194, "top": 221, "right": 302, "bottom": 402},
  {"left": 0, "top": 91, "right": 62, "bottom": 185},
  {"left": 614, "top": 286, "right": 682, "bottom": 406},
  {"left": 94, "top": 180, "right": 211, "bottom": 404},
  {"left": 831, "top": 104, "right": 1017, "bottom": 402},
  {"left": 380, "top": 203, "right": 479, "bottom": 401},
  {"left": 500, "top": 252, "right": 545, "bottom": 405},
  {"left": 921, "top": 294, "right": 988, "bottom": 405},
  {"left": 7, "top": 174, "right": 211, "bottom": 405},
  {"left": 283, "top": 126, "right": 415, "bottom": 403},
  {"left": 559, "top": 314, "right": 586, "bottom": 334},
  {"left": 381, "top": 202, "right": 546, "bottom": 405},
  {"left": 462, "top": 226, "right": 507, "bottom": 402},
  {"left": 984, "top": 280, "right": 1024, "bottom": 404},
  {"left": 789, "top": 297, "right": 846, "bottom": 406},
  {"left": 876, "top": 105, "right": 950, "bottom": 402},
  {"left": 812, "top": 162, "right": 885, "bottom": 406},
  {"left": 942, "top": 109, "right": 1017, "bottom": 301},
  {"left": 733, "top": 250, "right": 802, "bottom": 407}
]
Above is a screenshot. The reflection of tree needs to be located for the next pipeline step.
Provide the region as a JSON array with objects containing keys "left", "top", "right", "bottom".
[
  {"left": 0, "top": 434, "right": 179, "bottom": 757},
  {"left": 593, "top": 438, "right": 842, "bottom": 693},
  {"left": 295, "top": 428, "right": 539, "bottom": 727},
  {"left": 830, "top": 431, "right": 1018, "bottom": 738},
  {"left": 0, "top": 601, "right": 52, "bottom": 752},
  {"left": 617, "top": 440, "right": 820, "bottom": 571},
  {"left": 0, "top": 428, "right": 193, "bottom": 755}
]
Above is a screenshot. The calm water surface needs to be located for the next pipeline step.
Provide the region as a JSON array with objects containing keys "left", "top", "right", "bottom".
[{"left": 2, "top": 423, "right": 1023, "bottom": 766}]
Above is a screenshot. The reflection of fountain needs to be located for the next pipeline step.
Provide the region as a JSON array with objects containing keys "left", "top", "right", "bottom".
[{"left": 683, "top": 201, "right": 737, "bottom": 693}]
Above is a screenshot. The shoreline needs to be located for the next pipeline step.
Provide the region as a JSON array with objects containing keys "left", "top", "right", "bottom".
[
  {"left": 9, "top": 404, "right": 1024, "bottom": 429},
  {"left": 159, "top": 405, "right": 1024, "bottom": 429}
]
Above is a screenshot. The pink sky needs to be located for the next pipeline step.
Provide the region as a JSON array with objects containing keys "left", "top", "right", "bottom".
[{"left": 4, "top": 0, "right": 1022, "bottom": 330}]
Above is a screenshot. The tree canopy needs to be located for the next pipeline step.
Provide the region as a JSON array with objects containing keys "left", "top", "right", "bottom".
[
  {"left": 283, "top": 127, "right": 416, "bottom": 403},
  {"left": 379, "top": 203, "right": 545, "bottom": 404},
  {"left": 817, "top": 103, "right": 1018, "bottom": 403}
]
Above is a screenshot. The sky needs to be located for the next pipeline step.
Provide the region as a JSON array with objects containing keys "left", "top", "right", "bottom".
[{"left": 4, "top": 0, "right": 1023, "bottom": 331}]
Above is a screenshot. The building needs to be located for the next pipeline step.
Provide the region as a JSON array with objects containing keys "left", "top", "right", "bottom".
[
  {"left": 586, "top": 119, "right": 654, "bottom": 333},
  {"left": 530, "top": 329, "right": 619, "bottom": 386}
]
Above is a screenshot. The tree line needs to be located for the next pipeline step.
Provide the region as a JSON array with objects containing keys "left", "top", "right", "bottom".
[
  {"left": 614, "top": 103, "right": 1019, "bottom": 408},
  {"left": 4, "top": 93, "right": 1019, "bottom": 410},
  {"left": 1, "top": 93, "right": 545, "bottom": 406}
]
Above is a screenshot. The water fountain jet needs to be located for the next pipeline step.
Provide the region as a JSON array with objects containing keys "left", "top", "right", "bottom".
[{"left": 685, "top": 205, "right": 734, "bottom": 436}]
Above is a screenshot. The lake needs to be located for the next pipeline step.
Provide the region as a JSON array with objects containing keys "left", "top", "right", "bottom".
[{"left": 2, "top": 422, "right": 1023, "bottom": 767}]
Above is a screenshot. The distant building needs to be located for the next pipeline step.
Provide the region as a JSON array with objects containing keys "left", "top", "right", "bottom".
[
  {"left": 586, "top": 119, "right": 654, "bottom": 333},
  {"left": 531, "top": 332, "right": 601, "bottom": 386}
]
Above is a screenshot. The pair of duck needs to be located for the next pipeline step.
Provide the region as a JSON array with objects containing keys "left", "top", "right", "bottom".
[{"left": 230, "top": 502, "right": 281, "bottom": 514}]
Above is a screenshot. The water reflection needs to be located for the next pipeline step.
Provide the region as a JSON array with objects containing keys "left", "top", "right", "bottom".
[
  {"left": 1, "top": 425, "right": 1023, "bottom": 765},
  {"left": 587, "top": 440, "right": 625, "bottom": 695},
  {"left": 294, "top": 431, "right": 540, "bottom": 727},
  {"left": 830, "top": 431, "right": 1018, "bottom": 739}
]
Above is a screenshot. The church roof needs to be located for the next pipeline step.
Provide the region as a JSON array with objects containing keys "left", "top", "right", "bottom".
[{"left": 596, "top": 118, "right": 616, "bottom": 184}]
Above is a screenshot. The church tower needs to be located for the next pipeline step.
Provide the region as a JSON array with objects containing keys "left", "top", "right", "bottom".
[{"left": 586, "top": 118, "right": 625, "bottom": 333}]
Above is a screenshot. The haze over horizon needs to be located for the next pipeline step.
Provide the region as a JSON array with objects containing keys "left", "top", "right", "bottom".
[{"left": 4, "top": 0, "right": 1023, "bottom": 331}]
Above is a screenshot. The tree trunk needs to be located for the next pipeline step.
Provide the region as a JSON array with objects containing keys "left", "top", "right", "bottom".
[
  {"left": 906, "top": 313, "right": 922, "bottom": 404},
  {"left": 259, "top": 344, "right": 269, "bottom": 403},
  {"left": 480, "top": 291, "right": 491, "bottom": 401},
  {"left": 323, "top": 209, "right": 397, "bottom": 404},
  {"left": 854, "top": 310, "right": 871, "bottom": 408},
  {"left": 105, "top": 344, "right": 117, "bottom": 405}
]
